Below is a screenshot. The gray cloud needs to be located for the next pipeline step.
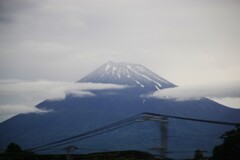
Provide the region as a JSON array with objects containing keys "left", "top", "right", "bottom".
[
  {"left": 150, "top": 81, "right": 240, "bottom": 99},
  {"left": 211, "top": 97, "right": 240, "bottom": 109},
  {"left": 0, "top": 104, "right": 48, "bottom": 123},
  {"left": 149, "top": 81, "right": 240, "bottom": 108},
  {"left": 0, "top": 104, "right": 45, "bottom": 116},
  {"left": 0, "top": 79, "right": 127, "bottom": 122},
  {"left": 0, "top": 0, "right": 239, "bottom": 86}
]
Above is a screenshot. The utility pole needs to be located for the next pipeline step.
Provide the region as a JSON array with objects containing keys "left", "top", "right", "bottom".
[
  {"left": 141, "top": 114, "right": 169, "bottom": 159},
  {"left": 160, "top": 116, "right": 168, "bottom": 159},
  {"left": 63, "top": 146, "right": 78, "bottom": 160}
]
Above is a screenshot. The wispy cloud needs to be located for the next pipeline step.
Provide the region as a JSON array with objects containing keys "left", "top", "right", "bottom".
[
  {"left": 150, "top": 81, "right": 240, "bottom": 99},
  {"left": 148, "top": 81, "right": 240, "bottom": 108},
  {"left": 0, "top": 104, "right": 45, "bottom": 116},
  {"left": 0, "top": 79, "right": 127, "bottom": 122},
  {"left": 0, "top": 104, "right": 48, "bottom": 123}
]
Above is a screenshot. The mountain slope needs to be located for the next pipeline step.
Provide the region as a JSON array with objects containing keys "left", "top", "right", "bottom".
[{"left": 0, "top": 62, "right": 239, "bottom": 159}]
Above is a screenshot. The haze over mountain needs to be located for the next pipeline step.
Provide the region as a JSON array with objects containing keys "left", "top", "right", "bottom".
[{"left": 0, "top": 62, "right": 239, "bottom": 159}]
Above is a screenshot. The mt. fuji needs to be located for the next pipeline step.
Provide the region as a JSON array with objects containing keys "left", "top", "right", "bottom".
[
  {"left": 0, "top": 62, "right": 239, "bottom": 159},
  {"left": 78, "top": 61, "right": 176, "bottom": 91}
]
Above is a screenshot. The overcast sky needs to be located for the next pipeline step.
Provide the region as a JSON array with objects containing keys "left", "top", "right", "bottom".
[{"left": 0, "top": 0, "right": 240, "bottom": 121}]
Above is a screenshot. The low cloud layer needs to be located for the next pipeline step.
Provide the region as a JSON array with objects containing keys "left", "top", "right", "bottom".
[
  {"left": 0, "top": 79, "right": 127, "bottom": 122},
  {"left": 0, "top": 104, "right": 45, "bottom": 115},
  {"left": 150, "top": 81, "right": 240, "bottom": 108}
]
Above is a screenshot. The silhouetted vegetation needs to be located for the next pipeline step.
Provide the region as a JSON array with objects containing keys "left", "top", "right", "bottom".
[
  {"left": 0, "top": 144, "right": 160, "bottom": 160},
  {"left": 0, "top": 143, "right": 34, "bottom": 160},
  {"left": 5, "top": 143, "right": 22, "bottom": 154},
  {"left": 212, "top": 126, "right": 240, "bottom": 160},
  {"left": 193, "top": 149, "right": 205, "bottom": 160}
]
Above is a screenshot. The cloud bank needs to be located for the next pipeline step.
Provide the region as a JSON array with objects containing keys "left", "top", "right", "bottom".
[
  {"left": 149, "top": 81, "right": 240, "bottom": 108},
  {"left": 0, "top": 79, "right": 127, "bottom": 122}
]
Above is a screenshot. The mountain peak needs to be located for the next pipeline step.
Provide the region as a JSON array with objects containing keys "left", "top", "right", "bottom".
[
  {"left": 105, "top": 61, "right": 142, "bottom": 68},
  {"left": 78, "top": 61, "right": 176, "bottom": 92}
]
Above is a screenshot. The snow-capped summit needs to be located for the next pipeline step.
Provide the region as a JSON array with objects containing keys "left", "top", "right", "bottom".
[{"left": 78, "top": 61, "right": 176, "bottom": 91}]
